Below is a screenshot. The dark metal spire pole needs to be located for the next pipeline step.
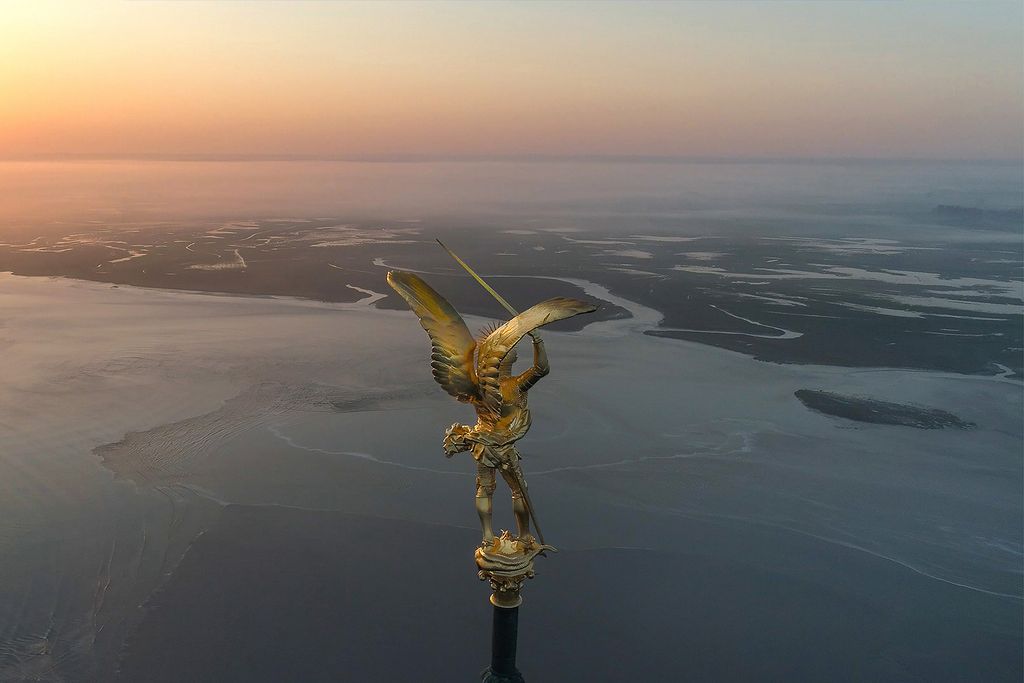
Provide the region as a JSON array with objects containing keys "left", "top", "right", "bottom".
[{"left": 481, "top": 599, "right": 525, "bottom": 682}]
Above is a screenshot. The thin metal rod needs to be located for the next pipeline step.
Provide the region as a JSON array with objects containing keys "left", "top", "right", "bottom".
[{"left": 435, "top": 239, "right": 519, "bottom": 317}]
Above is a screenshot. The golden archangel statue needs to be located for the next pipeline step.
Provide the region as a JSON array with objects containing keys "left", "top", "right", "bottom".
[{"left": 386, "top": 249, "right": 596, "bottom": 552}]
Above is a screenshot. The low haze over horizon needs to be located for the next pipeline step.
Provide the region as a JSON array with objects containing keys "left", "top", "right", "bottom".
[{"left": 2, "top": 0, "right": 1022, "bottom": 161}]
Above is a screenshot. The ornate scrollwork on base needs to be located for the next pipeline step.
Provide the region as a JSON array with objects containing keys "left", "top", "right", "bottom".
[{"left": 475, "top": 530, "right": 556, "bottom": 608}]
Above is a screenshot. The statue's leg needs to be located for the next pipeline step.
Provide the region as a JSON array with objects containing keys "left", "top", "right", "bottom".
[
  {"left": 476, "top": 461, "right": 497, "bottom": 544},
  {"left": 499, "top": 460, "right": 531, "bottom": 540}
]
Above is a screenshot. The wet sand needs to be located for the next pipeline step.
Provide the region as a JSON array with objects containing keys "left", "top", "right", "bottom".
[
  {"left": 794, "top": 389, "right": 976, "bottom": 429},
  {"left": 2, "top": 211, "right": 1020, "bottom": 375}
]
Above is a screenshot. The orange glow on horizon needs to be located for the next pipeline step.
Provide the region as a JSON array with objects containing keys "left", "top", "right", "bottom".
[{"left": 1, "top": 1, "right": 1021, "bottom": 160}]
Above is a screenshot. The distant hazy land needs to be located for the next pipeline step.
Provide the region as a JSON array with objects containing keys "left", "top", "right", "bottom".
[{"left": 1, "top": 162, "right": 1021, "bottom": 377}]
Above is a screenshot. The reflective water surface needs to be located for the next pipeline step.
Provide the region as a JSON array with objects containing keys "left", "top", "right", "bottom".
[{"left": 0, "top": 160, "right": 1020, "bottom": 681}]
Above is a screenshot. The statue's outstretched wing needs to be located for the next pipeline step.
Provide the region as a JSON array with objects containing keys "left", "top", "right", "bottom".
[
  {"left": 387, "top": 271, "right": 479, "bottom": 403},
  {"left": 477, "top": 297, "right": 597, "bottom": 412}
]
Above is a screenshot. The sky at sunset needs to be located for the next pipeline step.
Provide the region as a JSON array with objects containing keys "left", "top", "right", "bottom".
[{"left": 1, "top": 0, "right": 1021, "bottom": 160}]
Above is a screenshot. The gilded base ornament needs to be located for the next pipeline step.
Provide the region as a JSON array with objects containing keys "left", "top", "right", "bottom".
[{"left": 475, "top": 531, "right": 557, "bottom": 608}]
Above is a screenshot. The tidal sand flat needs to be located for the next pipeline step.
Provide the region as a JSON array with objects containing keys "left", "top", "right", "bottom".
[
  {"left": 794, "top": 389, "right": 976, "bottom": 429},
  {"left": 2, "top": 160, "right": 1021, "bottom": 376},
  {"left": 1, "top": 271, "right": 1019, "bottom": 681}
]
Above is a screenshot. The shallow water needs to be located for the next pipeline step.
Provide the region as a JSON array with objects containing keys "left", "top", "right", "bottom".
[
  {"left": 0, "top": 158, "right": 1020, "bottom": 680},
  {"left": 0, "top": 270, "right": 1019, "bottom": 680}
]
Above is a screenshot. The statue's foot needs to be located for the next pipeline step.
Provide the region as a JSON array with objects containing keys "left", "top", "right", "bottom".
[
  {"left": 480, "top": 536, "right": 495, "bottom": 548},
  {"left": 517, "top": 533, "right": 536, "bottom": 547}
]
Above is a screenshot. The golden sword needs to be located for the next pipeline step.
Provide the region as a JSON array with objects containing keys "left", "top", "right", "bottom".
[{"left": 436, "top": 239, "right": 520, "bottom": 318}]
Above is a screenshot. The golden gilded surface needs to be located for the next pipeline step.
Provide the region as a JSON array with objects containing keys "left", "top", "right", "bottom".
[
  {"left": 475, "top": 531, "right": 557, "bottom": 608},
  {"left": 386, "top": 268, "right": 595, "bottom": 553},
  {"left": 388, "top": 257, "right": 594, "bottom": 608}
]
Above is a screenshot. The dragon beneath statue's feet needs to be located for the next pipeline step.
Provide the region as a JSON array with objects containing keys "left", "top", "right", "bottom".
[{"left": 475, "top": 530, "right": 557, "bottom": 608}]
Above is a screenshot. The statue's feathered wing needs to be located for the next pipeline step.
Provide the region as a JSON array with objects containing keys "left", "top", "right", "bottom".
[
  {"left": 386, "top": 271, "right": 479, "bottom": 402},
  {"left": 476, "top": 297, "right": 596, "bottom": 413},
  {"left": 387, "top": 270, "right": 597, "bottom": 411}
]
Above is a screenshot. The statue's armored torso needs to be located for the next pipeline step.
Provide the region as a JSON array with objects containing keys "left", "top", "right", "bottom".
[{"left": 471, "top": 380, "right": 531, "bottom": 448}]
